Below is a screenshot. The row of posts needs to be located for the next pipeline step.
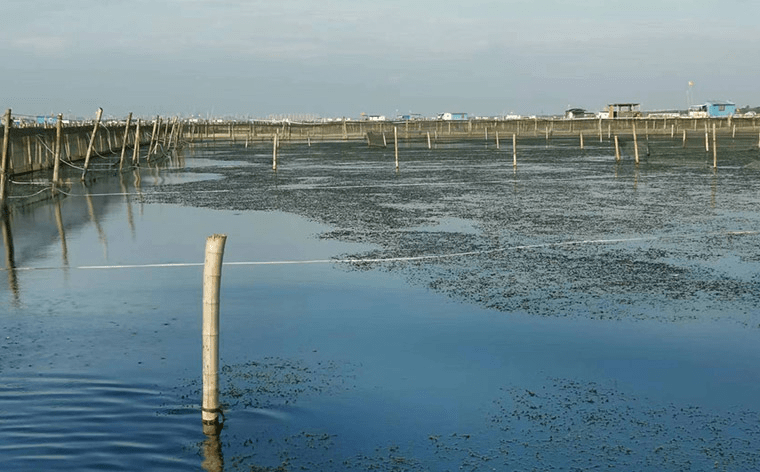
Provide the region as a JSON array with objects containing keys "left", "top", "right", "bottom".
[{"left": 0, "top": 108, "right": 184, "bottom": 211}]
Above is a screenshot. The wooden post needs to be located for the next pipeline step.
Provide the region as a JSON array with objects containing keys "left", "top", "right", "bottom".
[
  {"left": 427, "top": 132, "right": 431, "bottom": 150},
  {"left": 0, "top": 109, "right": 11, "bottom": 208},
  {"left": 166, "top": 117, "right": 178, "bottom": 151},
  {"left": 512, "top": 133, "right": 517, "bottom": 166},
  {"left": 671, "top": 124, "right": 674, "bottom": 138},
  {"left": 202, "top": 234, "right": 227, "bottom": 427},
  {"left": 147, "top": 116, "right": 159, "bottom": 161},
  {"left": 119, "top": 112, "right": 132, "bottom": 170},
  {"left": 53, "top": 114, "right": 63, "bottom": 188},
  {"left": 132, "top": 119, "right": 141, "bottom": 165},
  {"left": 80, "top": 107, "right": 103, "bottom": 181},
  {"left": 580, "top": 132, "right": 584, "bottom": 149},
  {"left": 632, "top": 122, "right": 639, "bottom": 164},
  {"left": 732, "top": 124, "right": 736, "bottom": 138},
  {"left": 495, "top": 131, "right": 500, "bottom": 150},
  {"left": 272, "top": 133, "right": 278, "bottom": 170},
  {"left": 599, "top": 118, "right": 603, "bottom": 142},
  {"left": 705, "top": 129, "right": 709, "bottom": 152},
  {"left": 683, "top": 129, "right": 687, "bottom": 148},
  {"left": 614, "top": 135, "right": 620, "bottom": 161},
  {"left": 394, "top": 126, "right": 399, "bottom": 170},
  {"left": 712, "top": 123, "right": 717, "bottom": 168}
]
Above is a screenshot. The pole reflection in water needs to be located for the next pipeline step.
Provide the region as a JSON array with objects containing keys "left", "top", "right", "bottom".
[
  {"left": 1, "top": 210, "right": 19, "bottom": 305},
  {"left": 202, "top": 422, "right": 224, "bottom": 472},
  {"left": 83, "top": 182, "right": 108, "bottom": 260},
  {"left": 711, "top": 168, "right": 717, "bottom": 209},
  {"left": 53, "top": 196, "right": 69, "bottom": 267},
  {"left": 119, "top": 173, "right": 137, "bottom": 239}
]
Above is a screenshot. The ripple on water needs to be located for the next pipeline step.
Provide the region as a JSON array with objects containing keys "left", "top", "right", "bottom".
[{"left": 0, "top": 373, "right": 199, "bottom": 472}]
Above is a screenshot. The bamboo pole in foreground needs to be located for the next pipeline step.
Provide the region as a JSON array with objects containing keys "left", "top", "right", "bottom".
[{"left": 202, "top": 234, "right": 227, "bottom": 427}]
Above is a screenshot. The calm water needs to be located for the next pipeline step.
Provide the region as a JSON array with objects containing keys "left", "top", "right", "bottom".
[{"left": 2, "top": 138, "right": 760, "bottom": 471}]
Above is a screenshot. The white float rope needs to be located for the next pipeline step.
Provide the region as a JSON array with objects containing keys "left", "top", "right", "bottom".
[{"left": 1, "top": 232, "right": 756, "bottom": 272}]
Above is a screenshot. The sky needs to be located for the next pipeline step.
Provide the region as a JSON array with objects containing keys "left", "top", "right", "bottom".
[{"left": 1, "top": 0, "right": 758, "bottom": 120}]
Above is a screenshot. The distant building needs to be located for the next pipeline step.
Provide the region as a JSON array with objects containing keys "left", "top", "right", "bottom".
[
  {"left": 437, "top": 112, "right": 468, "bottom": 121},
  {"left": 398, "top": 114, "right": 423, "bottom": 121},
  {"left": 690, "top": 101, "right": 736, "bottom": 118},
  {"left": 607, "top": 103, "right": 642, "bottom": 118},
  {"left": 565, "top": 108, "right": 594, "bottom": 119}
]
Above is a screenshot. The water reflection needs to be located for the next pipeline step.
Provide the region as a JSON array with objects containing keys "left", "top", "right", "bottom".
[
  {"left": 84, "top": 182, "right": 108, "bottom": 260},
  {"left": 54, "top": 196, "right": 69, "bottom": 267},
  {"left": 0, "top": 154, "right": 212, "bottom": 305},
  {"left": 1, "top": 210, "right": 19, "bottom": 305},
  {"left": 202, "top": 422, "right": 224, "bottom": 472}
]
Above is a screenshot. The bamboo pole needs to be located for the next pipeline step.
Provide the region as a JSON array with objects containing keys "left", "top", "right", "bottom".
[
  {"left": 683, "top": 130, "right": 687, "bottom": 148},
  {"left": 132, "top": 119, "right": 141, "bottom": 165},
  {"left": 712, "top": 123, "right": 717, "bottom": 168},
  {"left": 632, "top": 122, "right": 639, "bottom": 164},
  {"left": 272, "top": 133, "right": 278, "bottom": 170},
  {"left": 119, "top": 112, "right": 132, "bottom": 170},
  {"left": 81, "top": 107, "right": 103, "bottom": 181},
  {"left": 614, "top": 135, "right": 620, "bottom": 161},
  {"left": 512, "top": 133, "right": 517, "bottom": 166},
  {"left": 599, "top": 118, "right": 603, "bottom": 142},
  {"left": 202, "top": 234, "right": 227, "bottom": 427},
  {"left": 427, "top": 132, "right": 431, "bottom": 150},
  {"left": 580, "top": 132, "right": 584, "bottom": 149},
  {"left": 0, "top": 109, "right": 11, "bottom": 209},
  {"left": 147, "top": 116, "right": 159, "bottom": 161},
  {"left": 394, "top": 126, "right": 399, "bottom": 170},
  {"left": 495, "top": 131, "right": 500, "bottom": 150},
  {"left": 705, "top": 129, "right": 709, "bottom": 152},
  {"left": 52, "top": 114, "right": 63, "bottom": 188}
]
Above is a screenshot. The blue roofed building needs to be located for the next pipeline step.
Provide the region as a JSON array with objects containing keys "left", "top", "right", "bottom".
[{"left": 690, "top": 101, "right": 737, "bottom": 118}]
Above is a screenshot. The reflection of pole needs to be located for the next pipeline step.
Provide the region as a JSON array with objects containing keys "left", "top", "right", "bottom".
[
  {"left": 1, "top": 210, "right": 19, "bottom": 304},
  {"left": 81, "top": 107, "right": 103, "bottom": 181},
  {"left": 203, "top": 234, "right": 226, "bottom": 427},
  {"left": 84, "top": 185, "right": 108, "bottom": 258},
  {"left": 1, "top": 109, "right": 12, "bottom": 210},
  {"left": 120, "top": 173, "right": 136, "bottom": 239},
  {"left": 54, "top": 196, "right": 68, "bottom": 267},
  {"left": 201, "top": 423, "right": 224, "bottom": 472}
]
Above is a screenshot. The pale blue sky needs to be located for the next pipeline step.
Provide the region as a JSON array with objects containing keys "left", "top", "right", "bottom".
[{"left": 2, "top": 0, "right": 757, "bottom": 119}]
